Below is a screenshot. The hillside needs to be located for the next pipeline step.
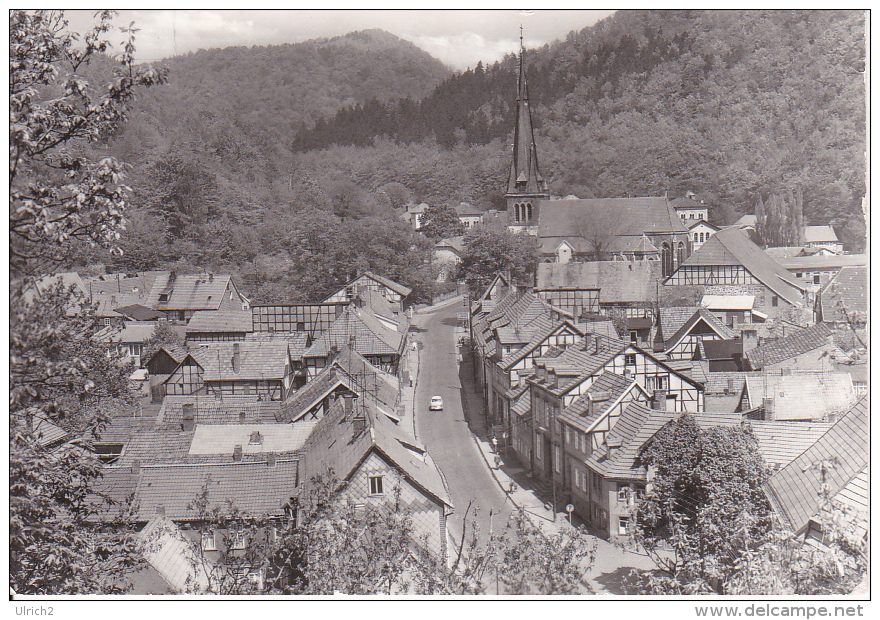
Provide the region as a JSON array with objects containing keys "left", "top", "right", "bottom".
[{"left": 85, "top": 11, "right": 866, "bottom": 303}]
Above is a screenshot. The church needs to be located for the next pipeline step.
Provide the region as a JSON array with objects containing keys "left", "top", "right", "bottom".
[{"left": 503, "top": 36, "right": 692, "bottom": 278}]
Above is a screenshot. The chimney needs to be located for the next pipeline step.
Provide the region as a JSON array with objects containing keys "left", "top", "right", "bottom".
[
  {"left": 328, "top": 366, "right": 336, "bottom": 380},
  {"left": 352, "top": 411, "right": 367, "bottom": 437},
  {"left": 343, "top": 394, "right": 355, "bottom": 418},
  {"left": 329, "top": 345, "right": 339, "bottom": 360},
  {"left": 249, "top": 430, "right": 263, "bottom": 445},
  {"left": 348, "top": 334, "right": 357, "bottom": 348},
  {"left": 584, "top": 333, "right": 594, "bottom": 352},
  {"left": 623, "top": 368, "right": 633, "bottom": 381},
  {"left": 233, "top": 444, "right": 243, "bottom": 461},
  {"left": 208, "top": 273, "right": 214, "bottom": 283},
  {"left": 653, "top": 389, "right": 667, "bottom": 410},
  {"left": 606, "top": 438, "right": 621, "bottom": 460},
  {"left": 537, "top": 364, "right": 547, "bottom": 382},
  {"left": 762, "top": 397, "right": 775, "bottom": 421},
  {"left": 587, "top": 394, "right": 595, "bottom": 419},
  {"left": 781, "top": 367, "right": 791, "bottom": 376},
  {"left": 232, "top": 342, "right": 241, "bottom": 374},
  {"left": 267, "top": 453, "right": 276, "bottom": 467},
  {"left": 182, "top": 403, "right": 195, "bottom": 432},
  {"left": 548, "top": 368, "right": 558, "bottom": 388},
  {"left": 131, "top": 459, "right": 141, "bottom": 475},
  {"left": 155, "top": 505, "right": 165, "bottom": 517},
  {"left": 239, "top": 411, "right": 246, "bottom": 423},
  {"left": 111, "top": 294, "right": 117, "bottom": 307},
  {"left": 727, "top": 377, "right": 737, "bottom": 394}
]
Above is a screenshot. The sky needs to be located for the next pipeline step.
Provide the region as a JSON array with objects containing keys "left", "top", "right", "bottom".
[{"left": 63, "top": 9, "right": 616, "bottom": 70}]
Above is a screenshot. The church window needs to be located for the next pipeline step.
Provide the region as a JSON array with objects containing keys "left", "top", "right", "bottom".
[
  {"left": 661, "top": 243, "right": 672, "bottom": 277},
  {"left": 676, "top": 241, "right": 685, "bottom": 267},
  {"left": 694, "top": 232, "right": 699, "bottom": 242},
  {"left": 526, "top": 203, "right": 533, "bottom": 221}
]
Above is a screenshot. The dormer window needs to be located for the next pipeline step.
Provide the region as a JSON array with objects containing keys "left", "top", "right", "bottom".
[{"left": 158, "top": 293, "right": 169, "bottom": 302}]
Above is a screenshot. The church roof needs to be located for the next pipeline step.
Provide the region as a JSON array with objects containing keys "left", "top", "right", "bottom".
[
  {"left": 506, "top": 43, "right": 546, "bottom": 197},
  {"left": 537, "top": 196, "right": 689, "bottom": 240}
]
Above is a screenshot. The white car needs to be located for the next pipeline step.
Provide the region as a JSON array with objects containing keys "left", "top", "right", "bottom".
[{"left": 429, "top": 396, "right": 444, "bottom": 411}]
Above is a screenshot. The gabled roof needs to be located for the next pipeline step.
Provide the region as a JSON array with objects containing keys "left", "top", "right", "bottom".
[
  {"left": 669, "top": 195, "right": 710, "bottom": 211},
  {"left": 775, "top": 254, "right": 866, "bottom": 270},
  {"left": 674, "top": 228, "right": 805, "bottom": 304},
  {"left": 148, "top": 273, "right": 240, "bottom": 312},
  {"left": 664, "top": 308, "right": 736, "bottom": 351},
  {"left": 762, "top": 396, "right": 868, "bottom": 533},
  {"left": 748, "top": 420, "right": 834, "bottom": 469},
  {"left": 132, "top": 460, "right": 299, "bottom": 521},
  {"left": 435, "top": 236, "right": 465, "bottom": 254},
  {"left": 304, "top": 306, "right": 403, "bottom": 359},
  {"left": 189, "top": 341, "right": 290, "bottom": 381},
  {"left": 528, "top": 335, "right": 628, "bottom": 396},
  {"left": 688, "top": 219, "right": 719, "bottom": 232},
  {"left": 187, "top": 424, "right": 313, "bottom": 456},
  {"left": 818, "top": 266, "right": 867, "bottom": 323},
  {"left": 803, "top": 225, "right": 838, "bottom": 243},
  {"left": 455, "top": 203, "right": 483, "bottom": 217},
  {"left": 559, "top": 372, "right": 637, "bottom": 432},
  {"left": 158, "top": 395, "right": 282, "bottom": 428},
  {"left": 186, "top": 310, "right": 253, "bottom": 333},
  {"left": 478, "top": 273, "right": 510, "bottom": 302},
  {"left": 299, "top": 399, "right": 451, "bottom": 509},
  {"left": 31, "top": 412, "right": 69, "bottom": 448},
  {"left": 745, "top": 323, "right": 835, "bottom": 369},
  {"left": 93, "top": 292, "right": 151, "bottom": 317},
  {"left": 148, "top": 345, "right": 190, "bottom": 367},
  {"left": 586, "top": 404, "right": 741, "bottom": 481},
  {"left": 657, "top": 307, "right": 700, "bottom": 344},
  {"left": 87, "top": 273, "right": 155, "bottom": 298},
  {"left": 137, "top": 516, "right": 212, "bottom": 593},
  {"left": 359, "top": 272, "right": 413, "bottom": 297},
  {"left": 499, "top": 319, "right": 583, "bottom": 370},
  {"left": 537, "top": 197, "right": 689, "bottom": 239},
  {"left": 744, "top": 371, "right": 855, "bottom": 421}
]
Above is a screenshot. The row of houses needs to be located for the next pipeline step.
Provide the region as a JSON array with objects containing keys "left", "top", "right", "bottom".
[{"left": 467, "top": 262, "right": 866, "bottom": 540}]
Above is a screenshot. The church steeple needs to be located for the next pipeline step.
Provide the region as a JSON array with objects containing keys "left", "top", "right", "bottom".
[{"left": 506, "top": 27, "right": 549, "bottom": 229}]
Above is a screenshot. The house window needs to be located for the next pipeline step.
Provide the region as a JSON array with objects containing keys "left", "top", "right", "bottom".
[
  {"left": 369, "top": 475, "right": 384, "bottom": 496},
  {"left": 201, "top": 530, "right": 217, "bottom": 551},
  {"left": 693, "top": 232, "right": 699, "bottom": 242},
  {"left": 130, "top": 344, "right": 142, "bottom": 357},
  {"left": 179, "top": 310, "right": 186, "bottom": 321},
  {"left": 535, "top": 435, "right": 543, "bottom": 461},
  {"left": 553, "top": 445, "right": 562, "bottom": 474},
  {"left": 771, "top": 296, "right": 779, "bottom": 307},
  {"left": 618, "top": 516, "right": 630, "bottom": 536},
  {"left": 231, "top": 530, "right": 248, "bottom": 550},
  {"left": 625, "top": 354, "right": 636, "bottom": 366},
  {"left": 103, "top": 317, "right": 112, "bottom": 326},
  {"left": 629, "top": 330, "right": 638, "bottom": 343},
  {"left": 813, "top": 274, "right": 820, "bottom": 284},
  {"left": 617, "top": 485, "right": 630, "bottom": 503},
  {"left": 296, "top": 321, "right": 305, "bottom": 331}
]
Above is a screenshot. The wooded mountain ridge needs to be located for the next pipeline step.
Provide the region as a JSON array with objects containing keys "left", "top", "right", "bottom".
[{"left": 86, "top": 10, "right": 865, "bottom": 302}]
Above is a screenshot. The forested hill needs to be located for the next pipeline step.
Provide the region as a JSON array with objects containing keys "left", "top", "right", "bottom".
[{"left": 292, "top": 10, "right": 866, "bottom": 234}]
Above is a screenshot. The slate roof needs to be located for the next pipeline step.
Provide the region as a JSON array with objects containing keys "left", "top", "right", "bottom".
[
  {"left": 475, "top": 291, "right": 555, "bottom": 360},
  {"left": 818, "top": 266, "right": 867, "bottom": 323},
  {"left": 535, "top": 261, "right": 661, "bottom": 304},
  {"left": 803, "top": 225, "right": 838, "bottom": 244},
  {"left": 499, "top": 319, "right": 582, "bottom": 369},
  {"left": 189, "top": 341, "right": 290, "bottom": 381},
  {"left": 657, "top": 307, "right": 700, "bottom": 344},
  {"left": 158, "top": 396, "right": 282, "bottom": 428},
  {"left": 747, "top": 420, "right": 834, "bottom": 469},
  {"left": 186, "top": 310, "right": 253, "bottom": 333},
  {"left": 151, "top": 345, "right": 190, "bottom": 366},
  {"left": 703, "top": 371, "right": 757, "bottom": 395},
  {"left": 537, "top": 197, "right": 689, "bottom": 239},
  {"left": 148, "top": 273, "right": 240, "bottom": 312},
  {"left": 762, "top": 396, "right": 868, "bottom": 533},
  {"left": 132, "top": 460, "right": 299, "bottom": 521},
  {"left": 559, "top": 372, "right": 635, "bottom": 432},
  {"left": 299, "top": 399, "right": 451, "bottom": 508},
  {"left": 304, "top": 306, "right": 403, "bottom": 359},
  {"left": 675, "top": 228, "right": 805, "bottom": 305},
  {"left": 528, "top": 335, "right": 628, "bottom": 396},
  {"left": 745, "top": 323, "right": 835, "bottom": 369},
  {"left": 744, "top": 371, "right": 855, "bottom": 421},
  {"left": 586, "top": 404, "right": 741, "bottom": 480}
]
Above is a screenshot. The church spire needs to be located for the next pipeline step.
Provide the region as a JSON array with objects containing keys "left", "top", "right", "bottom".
[{"left": 506, "top": 27, "right": 548, "bottom": 228}]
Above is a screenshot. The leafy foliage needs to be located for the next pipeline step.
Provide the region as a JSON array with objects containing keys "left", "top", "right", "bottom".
[
  {"left": 459, "top": 225, "right": 539, "bottom": 294},
  {"left": 419, "top": 203, "right": 465, "bottom": 240}
]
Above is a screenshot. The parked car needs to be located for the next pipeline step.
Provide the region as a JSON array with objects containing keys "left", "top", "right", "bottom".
[{"left": 429, "top": 396, "right": 444, "bottom": 411}]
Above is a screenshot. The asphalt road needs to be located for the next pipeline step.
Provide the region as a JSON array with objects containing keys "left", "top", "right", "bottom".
[{"left": 412, "top": 300, "right": 514, "bottom": 550}]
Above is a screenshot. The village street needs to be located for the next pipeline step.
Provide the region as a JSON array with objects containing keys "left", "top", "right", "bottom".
[{"left": 412, "top": 300, "right": 515, "bottom": 548}]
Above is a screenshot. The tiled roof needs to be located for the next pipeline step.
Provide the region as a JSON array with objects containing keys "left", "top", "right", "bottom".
[
  {"left": 148, "top": 273, "right": 239, "bottom": 312},
  {"left": 657, "top": 307, "right": 700, "bottom": 343},
  {"left": 87, "top": 466, "right": 140, "bottom": 520},
  {"left": 114, "top": 304, "right": 163, "bottom": 321},
  {"left": 187, "top": 423, "right": 313, "bottom": 456},
  {"left": 87, "top": 273, "right": 155, "bottom": 297},
  {"left": 748, "top": 420, "right": 833, "bottom": 469},
  {"left": 664, "top": 359, "right": 711, "bottom": 385},
  {"left": 435, "top": 236, "right": 465, "bottom": 253},
  {"left": 677, "top": 228, "right": 805, "bottom": 304},
  {"left": 186, "top": 310, "right": 253, "bottom": 333},
  {"left": 305, "top": 306, "right": 402, "bottom": 359},
  {"left": 356, "top": 288, "right": 398, "bottom": 324},
  {"left": 665, "top": 308, "right": 735, "bottom": 351},
  {"left": 132, "top": 460, "right": 299, "bottom": 520},
  {"left": 744, "top": 371, "right": 855, "bottom": 421},
  {"left": 586, "top": 404, "right": 741, "bottom": 480},
  {"left": 300, "top": 399, "right": 451, "bottom": 508},
  {"left": 803, "top": 225, "right": 838, "bottom": 243},
  {"left": 581, "top": 319, "right": 620, "bottom": 340},
  {"left": 158, "top": 395, "right": 282, "bottom": 428},
  {"left": 244, "top": 331, "right": 311, "bottom": 359},
  {"left": 156, "top": 345, "right": 190, "bottom": 365},
  {"left": 559, "top": 372, "right": 635, "bottom": 432},
  {"left": 93, "top": 292, "right": 151, "bottom": 317},
  {"left": 190, "top": 341, "right": 290, "bottom": 381},
  {"left": 703, "top": 371, "right": 757, "bottom": 395},
  {"left": 745, "top": 323, "right": 835, "bottom": 369},
  {"left": 535, "top": 261, "right": 661, "bottom": 304},
  {"left": 538, "top": 197, "right": 689, "bottom": 239},
  {"left": 31, "top": 412, "right": 69, "bottom": 447},
  {"left": 280, "top": 346, "right": 399, "bottom": 423},
  {"left": 361, "top": 272, "right": 413, "bottom": 297},
  {"left": 762, "top": 396, "right": 868, "bottom": 532},
  {"left": 818, "top": 266, "right": 867, "bottom": 323},
  {"left": 117, "top": 430, "right": 195, "bottom": 466},
  {"left": 96, "top": 321, "right": 156, "bottom": 344},
  {"left": 138, "top": 516, "right": 212, "bottom": 593},
  {"left": 529, "top": 335, "right": 628, "bottom": 396},
  {"left": 98, "top": 413, "right": 160, "bottom": 444}
]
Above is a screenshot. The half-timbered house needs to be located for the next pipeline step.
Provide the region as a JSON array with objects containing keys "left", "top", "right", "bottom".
[
  {"left": 186, "top": 310, "right": 254, "bottom": 343},
  {"left": 147, "top": 272, "right": 250, "bottom": 324},
  {"left": 324, "top": 271, "right": 412, "bottom": 311},
  {"left": 659, "top": 308, "right": 736, "bottom": 360}
]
